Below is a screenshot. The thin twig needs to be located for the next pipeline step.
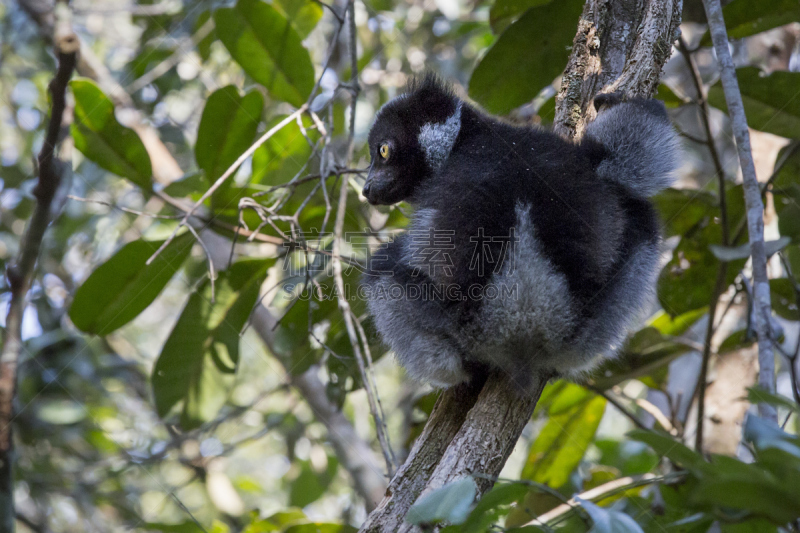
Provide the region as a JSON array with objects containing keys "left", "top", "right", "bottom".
[
  {"left": 703, "top": 0, "right": 778, "bottom": 423},
  {"left": 186, "top": 225, "right": 216, "bottom": 302},
  {"left": 332, "top": 176, "right": 395, "bottom": 474},
  {"left": 677, "top": 37, "right": 729, "bottom": 245},
  {"left": 524, "top": 472, "right": 686, "bottom": 528},
  {"left": 0, "top": 5, "right": 78, "bottom": 527},
  {"left": 695, "top": 264, "right": 729, "bottom": 451},
  {"left": 127, "top": 16, "right": 215, "bottom": 94},
  {"left": 67, "top": 195, "right": 183, "bottom": 219},
  {"left": 146, "top": 105, "right": 308, "bottom": 266}
]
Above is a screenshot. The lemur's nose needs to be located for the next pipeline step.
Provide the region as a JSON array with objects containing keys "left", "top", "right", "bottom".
[{"left": 362, "top": 181, "right": 372, "bottom": 198}]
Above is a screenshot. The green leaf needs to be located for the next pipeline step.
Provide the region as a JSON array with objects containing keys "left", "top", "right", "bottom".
[
  {"left": 656, "top": 84, "right": 688, "bottom": 109},
  {"left": 289, "top": 457, "right": 339, "bottom": 507},
  {"left": 521, "top": 395, "right": 606, "bottom": 488},
  {"left": 461, "top": 482, "right": 529, "bottom": 533},
  {"left": 142, "top": 523, "right": 205, "bottom": 533},
  {"left": 653, "top": 188, "right": 716, "bottom": 238},
  {"left": 488, "top": 0, "right": 553, "bottom": 33},
  {"left": 406, "top": 478, "right": 477, "bottom": 526},
  {"left": 658, "top": 185, "right": 746, "bottom": 316},
  {"left": 284, "top": 525, "right": 357, "bottom": 533},
  {"left": 718, "top": 329, "right": 756, "bottom": 354},
  {"left": 591, "top": 327, "right": 694, "bottom": 390},
  {"left": 747, "top": 387, "right": 799, "bottom": 413},
  {"left": 649, "top": 308, "right": 708, "bottom": 336},
  {"left": 273, "top": 0, "right": 323, "bottom": 38},
  {"left": 628, "top": 430, "right": 711, "bottom": 475},
  {"left": 709, "top": 236, "right": 791, "bottom": 261},
  {"left": 469, "top": 0, "right": 584, "bottom": 114},
  {"left": 721, "top": 519, "right": 779, "bottom": 533},
  {"left": 70, "top": 79, "right": 153, "bottom": 189},
  {"left": 691, "top": 477, "right": 800, "bottom": 524},
  {"left": 773, "top": 144, "right": 800, "bottom": 240},
  {"left": 37, "top": 400, "right": 86, "bottom": 425},
  {"left": 251, "top": 115, "right": 317, "bottom": 186},
  {"left": 770, "top": 278, "right": 799, "bottom": 320},
  {"left": 195, "top": 86, "right": 263, "bottom": 191},
  {"left": 272, "top": 289, "right": 340, "bottom": 376},
  {"left": 152, "top": 259, "right": 273, "bottom": 429},
  {"left": 69, "top": 232, "right": 194, "bottom": 335},
  {"left": 214, "top": 0, "right": 314, "bottom": 106},
  {"left": 707, "top": 68, "right": 800, "bottom": 138},
  {"left": 700, "top": 0, "right": 800, "bottom": 46}
]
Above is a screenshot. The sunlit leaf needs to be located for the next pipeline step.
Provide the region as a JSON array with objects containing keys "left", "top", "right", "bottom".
[
  {"left": 70, "top": 78, "right": 153, "bottom": 189},
  {"left": 69, "top": 232, "right": 194, "bottom": 335},
  {"left": 273, "top": 0, "right": 323, "bottom": 38},
  {"left": 521, "top": 394, "right": 606, "bottom": 488},
  {"left": 214, "top": 0, "right": 314, "bottom": 106}
]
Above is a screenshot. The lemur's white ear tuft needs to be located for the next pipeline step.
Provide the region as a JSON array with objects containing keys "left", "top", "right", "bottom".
[{"left": 418, "top": 102, "right": 462, "bottom": 174}]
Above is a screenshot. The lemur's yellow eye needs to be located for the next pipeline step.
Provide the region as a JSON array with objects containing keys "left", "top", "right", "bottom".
[{"left": 379, "top": 143, "right": 390, "bottom": 160}]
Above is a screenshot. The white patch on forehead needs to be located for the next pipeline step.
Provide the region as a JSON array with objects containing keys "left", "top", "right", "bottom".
[{"left": 418, "top": 102, "right": 462, "bottom": 174}]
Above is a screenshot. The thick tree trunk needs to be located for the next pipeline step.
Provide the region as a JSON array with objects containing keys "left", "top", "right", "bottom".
[
  {"left": 554, "top": 0, "right": 683, "bottom": 139},
  {"left": 359, "top": 0, "right": 682, "bottom": 530}
]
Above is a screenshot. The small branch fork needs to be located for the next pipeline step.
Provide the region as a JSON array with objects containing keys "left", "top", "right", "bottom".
[
  {"left": 0, "top": 4, "right": 78, "bottom": 528},
  {"left": 702, "top": 0, "right": 778, "bottom": 423}
]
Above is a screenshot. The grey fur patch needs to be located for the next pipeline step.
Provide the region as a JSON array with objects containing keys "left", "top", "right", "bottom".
[
  {"left": 418, "top": 103, "right": 462, "bottom": 174},
  {"left": 585, "top": 103, "right": 681, "bottom": 197},
  {"left": 365, "top": 275, "right": 468, "bottom": 387},
  {"left": 468, "top": 204, "right": 577, "bottom": 376},
  {"left": 364, "top": 205, "right": 661, "bottom": 388},
  {"left": 557, "top": 236, "right": 661, "bottom": 378}
]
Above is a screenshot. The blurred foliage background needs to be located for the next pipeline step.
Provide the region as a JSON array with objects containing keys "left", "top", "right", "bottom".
[{"left": 1, "top": 0, "right": 800, "bottom": 531}]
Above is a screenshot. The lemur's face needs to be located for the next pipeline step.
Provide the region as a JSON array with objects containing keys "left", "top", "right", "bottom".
[{"left": 363, "top": 104, "right": 429, "bottom": 206}]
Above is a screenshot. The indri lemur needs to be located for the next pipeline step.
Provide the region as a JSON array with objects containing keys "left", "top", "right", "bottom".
[{"left": 361, "top": 74, "right": 680, "bottom": 388}]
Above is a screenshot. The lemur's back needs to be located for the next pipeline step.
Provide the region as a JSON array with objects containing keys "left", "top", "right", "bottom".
[
  {"left": 361, "top": 75, "right": 680, "bottom": 388},
  {"left": 420, "top": 105, "right": 633, "bottom": 304}
]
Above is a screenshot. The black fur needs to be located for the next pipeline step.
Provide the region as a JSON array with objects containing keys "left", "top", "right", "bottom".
[{"left": 361, "top": 74, "right": 679, "bottom": 388}]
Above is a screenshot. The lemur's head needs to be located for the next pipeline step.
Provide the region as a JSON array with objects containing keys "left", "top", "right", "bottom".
[{"left": 363, "top": 74, "right": 462, "bottom": 205}]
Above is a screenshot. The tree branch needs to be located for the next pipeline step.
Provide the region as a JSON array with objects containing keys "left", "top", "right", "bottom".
[
  {"left": 554, "top": 0, "right": 682, "bottom": 139},
  {"left": 1, "top": 3, "right": 78, "bottom": 528},
  {"left": 702, "top": 0, "right": 778, "bottom": 423}
]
